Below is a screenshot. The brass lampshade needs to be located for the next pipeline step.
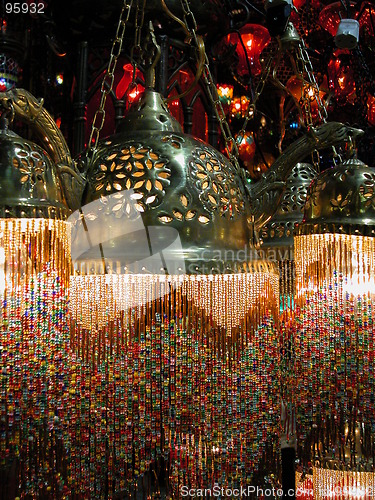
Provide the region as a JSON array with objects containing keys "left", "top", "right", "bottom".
[
  {"left": 68, "top": 88, "right": 281, "bottom": 495},
  {"left": 261, "top": 162, "right": 317, "bottom": 249},
  {"left": 259, "top": 162, "right": 317, "bottom": 315},
  {"left": 0, "top": 108, "right": 72, "bottom": 497},
  {"left": 78, "top": 89, "right": 271, "bottom": 274},
  {"left": 0, "top": 116, "right": 69, "bottom": 219},
  {"left": 297, "top": 158, "right": 375, "bottom": 236}
]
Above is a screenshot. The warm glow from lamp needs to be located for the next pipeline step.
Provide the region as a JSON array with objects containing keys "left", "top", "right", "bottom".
[
  {"left": 296, "top": 233, "right": 375, "bottom": 300},
  {"left": 328, "top": 50, "right": 356, "bottom": 103},
  {"left": 286, "top": 75, "right": 328, "bottom": 119},
  {"left": 230, "top": 95, "right": 251, "bottom": 119},
  {"left": 0, "top": 245, "right": 5, "bottom": 295},
  {"left": 116, "top": 63, "right": 144, "bottom": 100},
  {"left": 367, "top": 94, "right": 375, "bottom": 126},
  {"left": 236, "top": 130, "right": 256, "bottom": 168},
  {"left": 227, "top": 24, "right": 271, "bottom": 77},
  {"left": 313, "top": 468, "right": 375, "bottom": 500},
  {"left": 216, "top": 83, "right": 234, "bottom": 105}
]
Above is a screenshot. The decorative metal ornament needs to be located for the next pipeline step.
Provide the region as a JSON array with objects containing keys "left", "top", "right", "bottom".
[
  {"left": 296, "top": 158, "right": 375, "bottom": 236},
  {"left": 0, "top": 88, "right": 85, "bottom": 212},
  {"left": 80, "top": 88, "right": 259, "bottom": 272},
  {"left": 0, "top": 97, "right": 73, "bottom": 498},
  {"left": 260, "top": 162, "right": 317, "bottom": 316},
  {"left": 248, "top": 122, "right": 363, "bottom": 232},
  {"left": 69, "top": 88, "right": 282, "bottom": 495},
  {"left": 260, "top": 162, "right": 317, "bottom": 249},
  {"left": 0, "top": 116, "right": 69, "bottom": 219}
]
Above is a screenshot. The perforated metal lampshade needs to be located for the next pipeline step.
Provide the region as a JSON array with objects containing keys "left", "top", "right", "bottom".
[
  {"left": 296, "top": 158, "right": 375, "bottom": 236},
  {"left": 0, "top": 117, "right": 69, "bottom": 219},
  {"left": 77, "top": 89, "right": 274, "bottom": 276}
]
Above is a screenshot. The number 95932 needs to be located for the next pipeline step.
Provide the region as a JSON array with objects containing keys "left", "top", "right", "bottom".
[{"left": 5, "top": 3, "right": 45, "bottom": 14}]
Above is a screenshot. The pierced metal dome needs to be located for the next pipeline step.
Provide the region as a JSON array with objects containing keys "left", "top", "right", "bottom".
[
  {"left": 0, "top": 117, "right": 69, "bottom": 219},
  {"left": 296, "top": 158, "right": 375, "bottom": 237},
  {"left": 79, "top": 90, "right": 260, "bottom": 273},
  {"left": 260, "top": 162, "right": 317, "bottom": 250}
]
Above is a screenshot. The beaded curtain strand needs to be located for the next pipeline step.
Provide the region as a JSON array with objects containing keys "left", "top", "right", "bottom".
[
  {"left": 0, "top": 219, "right": 71, "bottom": 499},
  {"left": 68, "top": 271, "right": 281, "bottom": 496},
  {"left": 294, "top": 233, "right": 375, "bottom": 474}
]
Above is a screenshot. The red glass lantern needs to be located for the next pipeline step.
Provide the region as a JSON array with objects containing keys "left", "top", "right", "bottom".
[
  {"left": 327, "top": 50, "right": 356, "bottom": 104},
  {"left": 230, "top": 95, "right": 251, "bottom": 119},
  {"left": 227, "top": 24, "right": 271, "bottom": 77},
  {"left": 216, "top": 83, "right": 234, "bottom": 115},
  {"left": 116, "top": 63, "right": 144, "bottom": 102},
  {"left": 358, "top": 4, "right": 375, "bottom": 36},
  {"left": 319, "top": 2, "right": 356, "bottom": 36},
  {"left": 216, "top": 83, "right": 233, "bottom": 105},
  {"left": 367, "top": 94, "right": 375, "bottom": 126},
  {"left": 236, "top": 131, "right": 256, "bottom": 168}
]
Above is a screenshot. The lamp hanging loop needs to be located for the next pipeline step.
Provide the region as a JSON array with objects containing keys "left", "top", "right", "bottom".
[
  {"left": 87, "top": 0, "right": 134, "bottom": 155},
  {"left": 0, "top": 99, "right": 15, "bottom": 124}
]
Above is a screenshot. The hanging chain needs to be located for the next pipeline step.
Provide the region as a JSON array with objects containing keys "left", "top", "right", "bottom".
[
  {"left": 87, "top": 0, "right": 134, "bottom": 155},
  {"left": 295, "top": 39, "right": 328, "bottom": 127},
  {"left": 130, "top": 0, "right": 147, "bottom": 85},
  {"left": 178, "top": 0, "right": 244, "bottom": 175}
]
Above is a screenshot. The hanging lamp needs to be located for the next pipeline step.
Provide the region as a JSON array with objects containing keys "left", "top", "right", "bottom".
[
  {"left": 260, "top": 162, "right": 317, "bottom": 317},
  {"left": 67, "top": 6, "right": 282, "bottom": 494},
  {"left": 227, "top": 24, "right": 271, "bottom": 77},
  {"left": 294, "top": 158, "right": 375, "bottom": 493},
  {"left": 0, "top": 104, "right": 73, "bottom": 498}
]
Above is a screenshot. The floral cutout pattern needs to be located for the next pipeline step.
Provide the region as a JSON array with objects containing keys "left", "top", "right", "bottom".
[
  {"left": 189, "top": 147, "right": 245, "bottom": 218},
  {"left": 93, "top": 144, "right": 171, "bottom": 213},
  {"left": 157, "top": 193, "right": 210, "bottom": 225},
  {"left": 359, "top": 171, "right": 375, "bottom": 209},
  {"left": 12, "top": 141, "right": 46, "bottom": 186},
  {"left": 83, "top": 192, "right": 142, "bottom": 222}
]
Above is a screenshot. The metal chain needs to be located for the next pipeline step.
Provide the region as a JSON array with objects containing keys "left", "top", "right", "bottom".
[
  {"left": 331, "top": 145, "right": 343, "bottom": 166},
  {"left": 87, "top": 0, "right": 134, "bottom": 154},
  {"left": 130, "top": 0, "right": 147, "bottom": 85},
  {"left": 295, "top": 39, "right": 328, "bottom": 126},
  {"left": 179, "top": 0, "right": 244, "bottom": 175}
]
